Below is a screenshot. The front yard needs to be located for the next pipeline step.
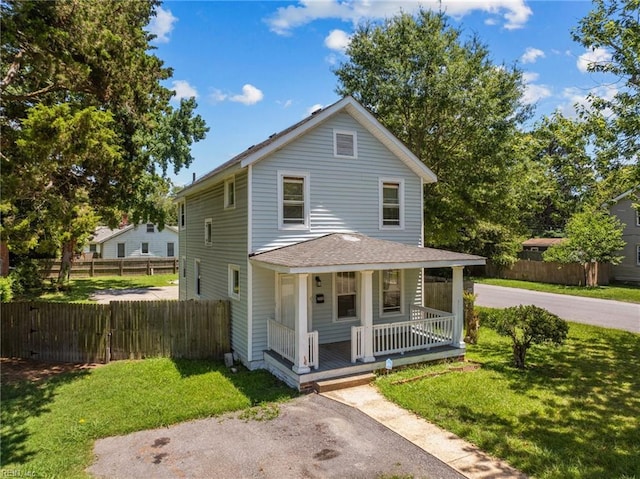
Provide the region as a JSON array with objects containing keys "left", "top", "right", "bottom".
[
  {"left": 377, "top": 321, "right": 640, "bottom": 479},
  {"left": 0, "top": 358, "right": 296, "bottom": 478}
]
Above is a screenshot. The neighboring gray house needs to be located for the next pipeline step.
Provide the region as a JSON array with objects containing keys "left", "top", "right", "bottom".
[
  {"left": 608, "top": 187, "right": 640, "bottom": 283},
  {"left": 84, "top": 224, "right": 178, "bottom": 259},
  {"left": 176, "top": 96, "right": 485, "bottom": 390}
]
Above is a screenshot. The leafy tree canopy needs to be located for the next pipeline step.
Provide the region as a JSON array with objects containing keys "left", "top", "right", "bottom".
[
  {"left": 1, "top": 0, "right": 208, "bottom": 280},
  {"left": 334, "top": 9, "right": 531, "bottom": 265}
]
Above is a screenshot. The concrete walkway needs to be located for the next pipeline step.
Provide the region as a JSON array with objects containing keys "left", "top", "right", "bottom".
[{"left": 322, "top": 384, "right": 527, "bottom": 479}]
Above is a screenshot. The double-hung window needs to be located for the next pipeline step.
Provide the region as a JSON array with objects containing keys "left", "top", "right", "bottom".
[
  {"left": 228, "top": 264, "right": 240, "bottom": 300},
  {"left": 379, "top": 179, "right": 404, "bottom": 229},
  {"left": 117, "top": 243, "right": 125, "bottom": 258},
  {"left": 204, "top": 218, "right": 213, "bottom": 246},
  {"left": 381, "top": 269, "right": 402, "bottom": 315},
  {"left": 179, "top": 202, "right": 186, "bottom": 230},
  {"left": 279, "top": 172, "right": 309, "bottom": 229},
  {"left": 225, "top": 177, "right": 236, "bottom": 209},
  {"left": 335, "top": 271, "right": 357, "bottom": 320},
  {"left": 146, "top": 223, "right": 154, "bottom": 233},
  {"left": 141, "top": 242, "right": 149, "bottom": 254}
]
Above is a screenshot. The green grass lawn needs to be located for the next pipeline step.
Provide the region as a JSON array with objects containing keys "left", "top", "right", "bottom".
[
  {"left": 475, "top": 277, "right": 640, "bottom": 303},
  {"left": 36, "top": 273, "right": 178, "bottom": 303},
  {"left": 376, "top": 322, "right": 640, "bottom": 479},
  {"left": 0, "top": 358, "right": 297, "bottom": 478}
]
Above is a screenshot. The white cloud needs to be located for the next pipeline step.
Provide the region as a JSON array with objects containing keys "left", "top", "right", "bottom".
[
  {"left": 265, "top": 0, "right": 531, "bottom": 35},
  {"left": 171, "top": 80, "right": 198, "bottom": 101},
  {"left": 559, "top": 84, "right": 618, "bottom": 117},
  {"left": 230, "top": 84, "right": 264, "bottom": 105},
  {"left": 521, "top": 71, "right": 551, "bottom": 105},
  {"left": 325, "top": 29, "right": 351, "bottom": 51},
  {"left": 209, "top": 89, "right": 228, "bottom": 103},
  {"left": 277, "top": 99, "right": 293, "bottom": 108},
  {"left": 148, "top": 6, "right": 177, "bottom": 43},
  {"left": 521, "top": 47, "right": 545, "bottom": 64},
  {"left": 306, "top": 103, "right": 324, "bottom": 116},
  {"left": 577, "top": 47, "right": 612, "bottom": 73}
]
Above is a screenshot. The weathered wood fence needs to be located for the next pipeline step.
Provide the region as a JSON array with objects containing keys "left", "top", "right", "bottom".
[
  {"left": 423, "top": 281, "right": 474, "bottom": 313},
  {"left": 1, "top": 300, "right": 230, "bottom": 363},
  {"left": 485, "top": 260, "right": 612, "bottom": 286},
  {"left": 38, "top": 257, "right": 179, "bottom": 279}
]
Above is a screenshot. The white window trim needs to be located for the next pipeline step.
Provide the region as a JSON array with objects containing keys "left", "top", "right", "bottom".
[
  {"left": 141, "top": 242, "right": 150, "bottom": 255},
  {"left": 224, "top": 176, "right": 236, "bottom": 209},
  {"left": 277, "top": 171, "right": 310, "bottom": 230},
  {"left": 228, "top": 264, "right": 240, "bottom": 300},
  {"left": 333, "top": 271, "right": 359, "bottom": 323},
  {"left": 333, "top": 129, "right": 358, "bottom": 159},
  {"left": 181, "top": 255, "right": 187, "bottom": 279},
  {"left": 195, "top": 259, "right": 201, "bottom": 297},
  {"left": 204, "top": 218, "right": 213, "bottom": 246},
  {"left": 179, "top": 201, "right": 186, "bottom": 230},
  {"left": 636, "top": 244, "right": 640, "bottom": 266},
  {"left": 379, "top": 178, "right": 405, "bottom": 230},
  {"left": 636, "top": 209, "right": 639, "bottom": 227},
  {"left": 379, "top": 269, "right": 404, "bottom": 318}
]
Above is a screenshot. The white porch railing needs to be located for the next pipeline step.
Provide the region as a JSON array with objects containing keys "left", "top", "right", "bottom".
[
  {"left": 351, "top": 306, "right": 455, "bottom": 361},
  {"left": 267, "top": 319, "right": 319, "bottom": 370},
  {"left": 351, "top": 325, "right": 365, "bottom": 363}
]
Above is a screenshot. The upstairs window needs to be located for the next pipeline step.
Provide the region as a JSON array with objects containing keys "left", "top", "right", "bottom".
[
  {"left": 334, "top": 130, "right": 357, "bottom": 158},
  {"left": 278, "top": 172, "right": 310, "bottom": 229},
  {"left": 146, "top": 223, "right": 155, "bottom": 233},
  {"left": 204, "top": 218, "right": 212, "bottom": 245},
  {"left": 225, "top": 176, "right": 236, "bottom": 209},
  {"left": 379, "top": 179, "right": 404, "bottom": 229},
  {"left": 179, "top": 202, "right": 186, "bottom": 230}
]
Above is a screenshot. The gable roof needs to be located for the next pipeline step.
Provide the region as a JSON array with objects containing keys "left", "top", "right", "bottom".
[
  {"left": 607, "top": 186, "right": 640, "bottom": 206},
  {"left": 522, "top": 238, "right": 565, "bottom": 248},
  {"left": 250, "top": 233, "right": 485, "bottom": 274},
  {"left": 89, "top": 224, "right": 178, "bottom": 244},
  {"left": 176, "top": 96, "right": 436, "bottom": 199}
]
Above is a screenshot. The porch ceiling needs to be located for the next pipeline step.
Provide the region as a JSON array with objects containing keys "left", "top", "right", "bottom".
[{"left": 249, "top": 233, "right": 485, "bottom": 273}]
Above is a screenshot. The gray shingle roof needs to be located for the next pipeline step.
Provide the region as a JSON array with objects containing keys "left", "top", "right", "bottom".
[{"left": 250, "top": 233, "right": 485, "bottom": 273}]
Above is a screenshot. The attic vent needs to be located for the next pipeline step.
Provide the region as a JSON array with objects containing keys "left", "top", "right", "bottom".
[{"left": 334, "top": 130, "right": 357, "bottom": 158}]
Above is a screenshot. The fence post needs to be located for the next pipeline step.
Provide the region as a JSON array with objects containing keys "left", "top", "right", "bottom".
[
  {"left": 90, "top": 259, "right": 95, "bottom": 277},
  {"left": 105, "top": 306, "right": 111, "bottom": 363}
]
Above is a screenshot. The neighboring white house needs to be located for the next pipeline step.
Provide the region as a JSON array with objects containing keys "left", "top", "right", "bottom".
[
  {"left": 175, "top": 96, "right": 485, "bottom": 390},
  {"left": 608, "top": 187, "right": 640, "bottom": 283},
  {"left": 84, "top": 224, "right": 178, "bottom": 259}
]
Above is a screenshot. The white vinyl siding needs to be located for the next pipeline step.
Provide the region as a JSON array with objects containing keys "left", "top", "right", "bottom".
[
  {"left": 180, "top": 170, "right": 249, "bottom": 363},
  {"left": 333, "top": 129, "right": 357, "bottom": 158},
  {"left": 251, "top": 112, "right": 423, "bottom": 253}
]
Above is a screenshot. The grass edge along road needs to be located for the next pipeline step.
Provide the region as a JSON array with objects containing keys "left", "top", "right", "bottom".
[
  {"left": 474, "top": 277, "right": 640, "bottom": 304},
  {"left": 0, "top": 358, "right": 297, "bottom": 479},
  {"left": 377, "top": 319, "right": 640, "bottom": 479}
]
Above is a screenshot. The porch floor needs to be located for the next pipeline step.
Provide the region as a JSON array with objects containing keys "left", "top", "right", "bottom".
[{"left": 264, "top": 341, "right": 465, "bottom": 390}]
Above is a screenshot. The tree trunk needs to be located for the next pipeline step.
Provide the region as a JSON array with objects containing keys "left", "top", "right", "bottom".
[
  {"left": 512, "top": 342, "right": 527, "bottom": 369},
  {"left": 58, "top": 239, "right": 76, "bottom": 285},
  {"left": 584, "top": 262, "right": 598, "bottom": 287}
]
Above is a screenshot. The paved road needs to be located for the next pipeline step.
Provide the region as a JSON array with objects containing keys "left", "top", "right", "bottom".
[
  {"left": 88, "top": 393, "right": 464, "bottom": 479},
  {"left": 91, "top": 285, "right": 178, "bottom": 303},
  {"left": 475, "top": 284, "right": 639, "bottom": 333}
]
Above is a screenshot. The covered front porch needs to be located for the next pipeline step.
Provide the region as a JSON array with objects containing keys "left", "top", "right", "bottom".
[{"left": 250, "top": 233, "right": 485, "bottom": 390}]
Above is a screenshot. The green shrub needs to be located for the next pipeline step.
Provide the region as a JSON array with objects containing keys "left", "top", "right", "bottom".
[
  {"left": 10, "top": 259, "right": 44, "bottom": 296},
  {"left": 495, "top": 304, "right": 568, "bottom": 369},
  {"left": 0, "top": 276, "right": 13, "bottom": 302}
]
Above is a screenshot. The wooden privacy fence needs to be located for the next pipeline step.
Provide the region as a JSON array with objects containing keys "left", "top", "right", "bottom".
[
  {"left": 485, "top": 260, "right": 612, "bottom": 286},
  {"left": 423, "top": 281, "right": 474, "bottom": 313},
  {"left": 1, "top": 300, "right": 230, "bottom": 363},
  {"left": 38, "top": 257, "right": 179, "bottom": 278}
]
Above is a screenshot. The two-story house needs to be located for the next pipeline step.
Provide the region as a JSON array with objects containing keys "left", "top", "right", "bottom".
[
  {"left": 176, "top": 96, "right": 485, "bottom": 390},
  {"left": 608, "top": 187, "right": 640, "bottom": 283}
]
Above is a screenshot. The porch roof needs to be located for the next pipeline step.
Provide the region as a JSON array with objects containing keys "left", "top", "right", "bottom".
[{"left": 249, "top": 233, "right": 486, "bottom": 273}]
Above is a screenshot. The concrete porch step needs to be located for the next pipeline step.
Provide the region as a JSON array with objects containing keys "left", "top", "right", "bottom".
[{"left": 313, "top": 373, "right": 376, "bottom": 393}]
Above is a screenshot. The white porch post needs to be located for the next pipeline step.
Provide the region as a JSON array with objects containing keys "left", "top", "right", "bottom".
[
  {"left": 451, "top": 266, "right": 465, "bottom": 348},
  {"left": 360, "top": 270, "right": 375, "bottom": 363},
  {"left": 293, "top": 273, "right": 311, "bottom": 374}
]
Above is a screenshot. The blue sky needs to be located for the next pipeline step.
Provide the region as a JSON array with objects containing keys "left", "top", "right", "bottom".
[{"left": 146, "top": 1, "right": 614, "bottom": 186}]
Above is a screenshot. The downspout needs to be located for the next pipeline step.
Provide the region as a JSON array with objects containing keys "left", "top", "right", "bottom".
[{"left": 247, "top": 165, "right": 253, "bottom": 363}]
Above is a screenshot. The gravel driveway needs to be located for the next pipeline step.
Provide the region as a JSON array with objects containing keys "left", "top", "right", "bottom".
[{"left": 87, "top": 393, "right": 464, "bottom": 479}]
